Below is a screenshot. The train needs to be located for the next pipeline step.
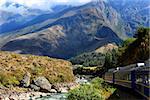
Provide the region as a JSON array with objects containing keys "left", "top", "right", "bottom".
[{"left": 104, "top": 63, "right": 150, "bottom": 99}]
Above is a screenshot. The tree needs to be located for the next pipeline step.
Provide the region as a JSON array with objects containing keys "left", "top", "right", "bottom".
[{"left": 118, "top": 27, "right": 150, "bottom": 66}]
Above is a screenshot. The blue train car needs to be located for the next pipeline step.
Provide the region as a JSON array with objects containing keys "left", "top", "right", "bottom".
[{"left": 104, "top": 64, "right": 150, "bottom": 100}]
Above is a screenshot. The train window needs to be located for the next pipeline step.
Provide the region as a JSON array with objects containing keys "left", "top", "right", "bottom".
[
  {"left": 144, "top": 74, "right": 149, "bottom": 85},
  {"left": 136, "top": 74, "right": 143, "bottom": 83},
  {"left": 128, "top": 74, "right": 131, "bottom": 81}
]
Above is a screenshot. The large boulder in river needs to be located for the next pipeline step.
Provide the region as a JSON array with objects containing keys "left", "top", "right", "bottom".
[
  {"left": 34, "top": 77, "right": 52, "bottom": 92},
  {"left": 20, "top": 72, "right": 31, "bottom": 87}
]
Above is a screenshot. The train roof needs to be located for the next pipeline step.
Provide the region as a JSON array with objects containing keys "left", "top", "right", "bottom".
[
  {"left": 145, "top": 59, "right": 150, "bottom": 67},
  {"left": 132, "top": 66, "right": 150, "bottom": 71},
  {"left": 108, "top": 66, "right": 149, "bottom": 73}
]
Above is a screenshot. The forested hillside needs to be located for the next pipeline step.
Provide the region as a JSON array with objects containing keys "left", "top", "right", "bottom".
[{"left": 118, "top": 27, "right": 150, "bottom": 66}]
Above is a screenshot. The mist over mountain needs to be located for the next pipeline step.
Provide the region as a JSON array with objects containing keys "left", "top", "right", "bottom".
[
  {"left": 0, "top": 0, "right": 149, "bottom": 59},
  {"left": 0, "top": 1, "right": 54, "bottom": 33}
]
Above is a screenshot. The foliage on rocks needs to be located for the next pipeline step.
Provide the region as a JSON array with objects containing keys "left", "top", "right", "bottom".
[{"left": 0, "top": 51, "right": 75, "bottom": 87}]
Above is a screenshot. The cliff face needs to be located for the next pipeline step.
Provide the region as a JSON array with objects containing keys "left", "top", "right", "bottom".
[{"left": 108, "top": 0, "right": 150, "bottom": 36}]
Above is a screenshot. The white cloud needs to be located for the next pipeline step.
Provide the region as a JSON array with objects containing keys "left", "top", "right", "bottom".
[
  {"left": 0, "top": 0, "right": 93, "bottom": 15},
  {"left": 0, "top": 0, "right": 93, "bottom": 9}
]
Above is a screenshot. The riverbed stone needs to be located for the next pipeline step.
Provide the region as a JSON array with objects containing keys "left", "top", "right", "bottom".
[
  {"left": 59, "top": 87, "right": 68, "bottom": 93},
  {"left": 20, "top": 72, "right": 31, "bottom": 87},
  {"left": 30, "top": 84, "right": 40, "bottom": 91},
  {"left": 33, "top": 77, "right": 52, "bottom": 92},
  {"left": 50, "top": 89, "right": 57, "bottom": 93}
]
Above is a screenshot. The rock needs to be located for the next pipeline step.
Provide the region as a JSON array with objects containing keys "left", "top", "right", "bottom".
[
  {"left": 30, "top": 84, "right": 40, "bottom": 91},
  {"left": 59, "top": 87, "right": 68, "bottom": 93},
  {"left": 52, "top": 83, "right": 78, "bottom": 93},
  {"left": 20, "top": 72, "right": 31, "bottom": 87},
  {"left": 50, "top": 89, "right": 57, "bottom": 93},
  {"left": 33, "top": 77, "right": 52, "bottom": 92},
  {"left": 9, "top": 94, "right": 18, "bottom": 100}
]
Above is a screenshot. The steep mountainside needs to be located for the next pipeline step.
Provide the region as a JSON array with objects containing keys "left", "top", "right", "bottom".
[
  {"left": 1, "top": 0, "right": 127, "bottom": 59},
  {"left": 108, "top": 0, "right": 150, "bottom": 36}
]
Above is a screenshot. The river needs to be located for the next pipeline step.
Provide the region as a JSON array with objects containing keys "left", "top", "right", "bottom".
[
  {"left": 36, "top": 76, "right": 90, "bottom": 100},
  {"left": 36, "top": 93, "right": 67, "bottom": 100},
  {"left": 36, "top": 77, "right": 143, "bottom": 100}
]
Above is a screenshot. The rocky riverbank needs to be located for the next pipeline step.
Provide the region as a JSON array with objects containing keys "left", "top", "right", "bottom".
[
  {"left": 0, "top": 82, "right": 79, "bottom": 100},
  {"left": 0, "top": 76, "right": 89, "bottom": 100},
  {"left": 0, "top": 51, "right": 77, "bottom": 99},
  {"left": 0, "top": 91, "right": 51, "bottom": 100},
  {"left": 0, "top": 75, "right": 81, "bottom": 100}
]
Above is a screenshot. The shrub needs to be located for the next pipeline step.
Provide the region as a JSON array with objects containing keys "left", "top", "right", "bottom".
[
  {"left": 67, "top": 77, "right": 116, "bottom": 100},
  {"left": 122, "top": 38, "right": 136, "bottom": 47},
  {"left": 67, "top": 84, "right": 103, "bottom": 100},
  {"left": 91, "top": 77, "right": 104, "bottom": 84},
  {"left": 0, "top": 73, "right": 20, "bottom": 87}
]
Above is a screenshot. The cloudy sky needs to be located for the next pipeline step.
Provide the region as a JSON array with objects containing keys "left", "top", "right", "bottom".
[{"left": 0, "top": 0, "right": 93, "bottom": 10}]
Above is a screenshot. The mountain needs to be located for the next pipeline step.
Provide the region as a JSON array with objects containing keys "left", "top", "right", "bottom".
[
  {"left": 0, "top": 2, "right": 52, "bottom": 34},
  {"left": 0, "top": 0, "right": 127, "bottom": 59},
  {"left": 0, "top": 0, "right": 149, "bottom": 59},
  {"left": 107, "top": 0, "right": 150, "bottom": 36},
  {"left": 52, "top": 5, "right": 72, "bottom": 13}
]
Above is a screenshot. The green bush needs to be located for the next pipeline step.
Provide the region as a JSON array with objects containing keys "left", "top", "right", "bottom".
[
  {"left": 67, "top": 77, "right": 116, "bottom": 100},
  {"left": 0, "top": 73, "right": 20, "bottom": 87},
  {"left": 122, "top": 38, "right": 136, "bottom": 47},
  {"left": 91, "top": 77, "right": 104, "bottom": 84},
  {"left": 67, "top": 84, "right": 103, "bottom": 100}
]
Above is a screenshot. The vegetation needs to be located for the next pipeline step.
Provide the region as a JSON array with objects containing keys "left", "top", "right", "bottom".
[
  {"left": 67, "top": 77, "right": 116, "bottom": 100},
  {"left": 122, "top": 38, "right": 136, "bottom": 47},
  {"left": 70, "top": 44, "right": 118, "bottom": 74},
  {"left": 0, "top": 51, "right": 75, "bottom": 87},
  {"left": 104, "top": 49, "right": 118, "bottom": 69},
  {"left": 104, "top": 27, "right": 150, "bottom": 69},
  {"left": 70, "top": 52, "right": 105, "bottom": 67},
  {"left": 73, "top": 66, "right": 104, "bottom": 76},
  {"left": 118, "top": 27, "right": 150, "bottom": 66}
]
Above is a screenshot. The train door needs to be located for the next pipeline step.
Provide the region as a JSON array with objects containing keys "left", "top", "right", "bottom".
[{"left": 131, "top": 70, "right": 136, "bottom": 89}]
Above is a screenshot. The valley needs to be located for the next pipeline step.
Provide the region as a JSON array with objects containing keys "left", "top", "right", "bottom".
[{"left": 0, "top": 0, "right": 149, "bottom": 100}]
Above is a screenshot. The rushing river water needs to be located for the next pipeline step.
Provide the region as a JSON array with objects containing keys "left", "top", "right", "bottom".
[
  {"left": 36, "top": 93, "right": 67, "bottom": 100},
  {"left": 36, "top": 77, "right": 89, "bottom": 100}
]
